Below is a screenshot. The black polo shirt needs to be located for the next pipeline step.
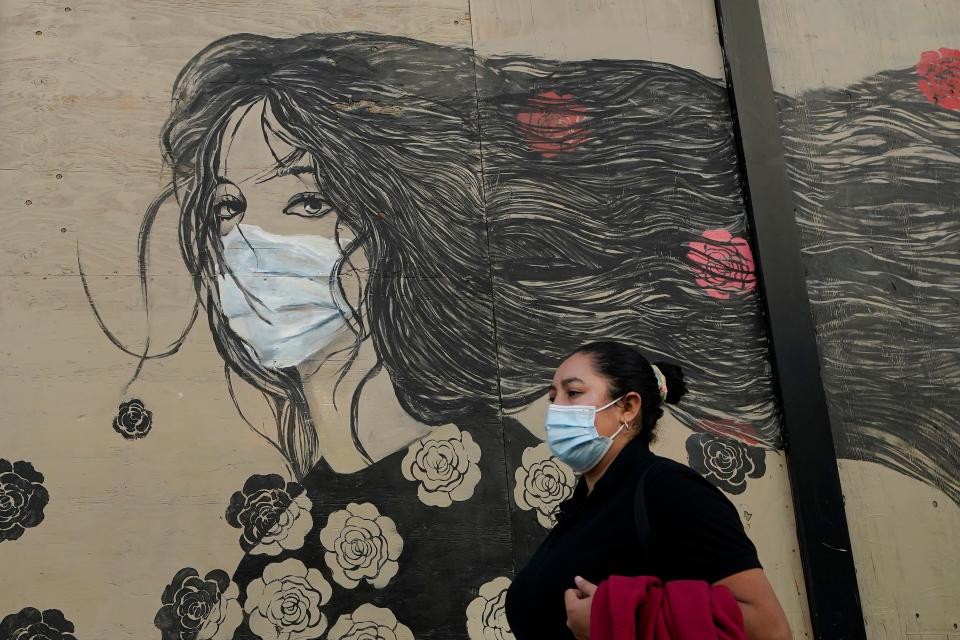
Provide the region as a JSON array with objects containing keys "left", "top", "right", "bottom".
[{"left": 505, "top": 436, "right": 761, "bottom": 640}]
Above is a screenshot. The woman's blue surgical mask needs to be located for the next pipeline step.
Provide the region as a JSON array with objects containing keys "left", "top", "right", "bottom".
[
  {"left": 218, "top": 223, "right": 348, "bottom": 369},
  {"left": 545, "top": 397, "right": 626, "bottom": 474}
]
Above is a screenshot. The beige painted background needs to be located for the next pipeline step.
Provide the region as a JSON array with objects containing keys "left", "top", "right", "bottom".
[
  {"left": 0, "top": 0, "right": 912, "bottom": 637},
  {"left": 760, "top": 1, "right": 960, "bottom": 638}
]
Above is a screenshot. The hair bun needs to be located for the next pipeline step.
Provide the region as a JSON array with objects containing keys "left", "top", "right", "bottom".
[{"left": 652, "top": 361, "right": 687, "bottom": 404}]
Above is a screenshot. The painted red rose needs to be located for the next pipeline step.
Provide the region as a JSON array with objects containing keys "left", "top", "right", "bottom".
[
  {"left": 700, "top": 418, "right": 760, "bottom": 447},
  {"left": 687, "top": 229, "right": 756, "bottom": 300},
  {"left": 516, "top": 90, "right": 589, "bottom": 158},
  {"left": 916, "top": 47, "right": 960, "bottom": 110}
]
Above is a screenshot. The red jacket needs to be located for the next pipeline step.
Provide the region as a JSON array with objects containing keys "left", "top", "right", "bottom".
[{"left": 591, "top": 576, "right": 745, "bottom": 640}]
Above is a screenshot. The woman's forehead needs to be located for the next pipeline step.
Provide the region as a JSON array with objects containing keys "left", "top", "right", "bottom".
[
  {"left": 218, "top": 99, "right": 297, "bottom": 181},
  {"left": 554, "top": 352, "right": 599, "bottom": 383}
]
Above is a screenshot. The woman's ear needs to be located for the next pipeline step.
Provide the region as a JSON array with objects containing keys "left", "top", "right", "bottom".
[{"left": 622, "top": 391, "right": 642, "bottom": 429}]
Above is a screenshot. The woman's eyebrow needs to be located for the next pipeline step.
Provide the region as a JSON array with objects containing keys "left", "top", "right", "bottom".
[
  {"left": 239, "top": 149, "right": 310, "bottom": 185},
  {"left": 247, "top": 163, "right": 314, "bottom": 185},
  {"left": 561, "top": 377, "right": 584, "bottom": 385},
  {"left": 279, "top": 164, "right": 315, "bottom": 178}
]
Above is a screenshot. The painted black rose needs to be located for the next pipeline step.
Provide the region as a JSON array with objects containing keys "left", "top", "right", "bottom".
[
  {"left": 0, "top": 459, "right": 49, "bottom": 543},
  {"left": 155, "top": 567, "right": 239, "bottom": 640},
  {"left": 686, "top": 433, "right": 766, "bottom": 495},
  {"left": 225, "top": 474, "right": 305, "bottom": 553},
  {"left": 0, "top": 607, "right": 77, "bottom": 640},
  {"left": 113, "top": 399, "right": 153, "bottom": 439}
]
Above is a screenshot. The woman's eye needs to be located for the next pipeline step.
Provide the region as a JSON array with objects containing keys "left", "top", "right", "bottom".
[
  {"left": 284, "top": 192, "right": 333, "bottom": 218},
  {"left": 213, "top": 181, "right": 246, "bottom": 220},
  {"left": 214, "top": 195, "right": 246, "bottom": 220}
]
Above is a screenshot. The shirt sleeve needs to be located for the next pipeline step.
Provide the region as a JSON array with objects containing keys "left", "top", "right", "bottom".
[{"left": 643, "top": 461, "right": 762, "bottom": 584}]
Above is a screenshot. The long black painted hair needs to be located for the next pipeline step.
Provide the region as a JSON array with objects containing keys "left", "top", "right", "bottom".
[
  {"left": 779, "top": 71, "right": 960, "bottom": 506},
  {"left": 93, "top": 31, "right": 957, "bottom": 505}
]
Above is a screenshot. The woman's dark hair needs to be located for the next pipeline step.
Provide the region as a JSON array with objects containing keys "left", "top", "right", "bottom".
[
  {"left": 779, "top": 69, "right": 960, "bottom": 506},
  {"left": 101, "top": 32, "right": 779, "bottom": 479},
  {"left": 573, "top": 341, "right": 688, "bottom": 444},
  {"left": 479, "top": 55, "right": 778, "bottom": 451},
  {"left": 86, "top": 31, "right": 959, "bottom": 507},
  {"left": 155, "top": 33, "right": 496, "bottom": 478}
]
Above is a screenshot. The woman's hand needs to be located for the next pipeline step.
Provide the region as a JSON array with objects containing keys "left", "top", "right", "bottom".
[{"left": 564, "top": 576, "right": 598, "bottom": 640}]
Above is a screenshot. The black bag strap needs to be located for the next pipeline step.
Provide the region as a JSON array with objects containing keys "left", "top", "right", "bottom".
[{"left": 633, "top": 460, "right": 664, "bottom": 567}]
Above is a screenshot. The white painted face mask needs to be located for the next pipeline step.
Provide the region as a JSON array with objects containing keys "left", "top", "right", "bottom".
[{"left": 218, "top": 223, "right": 348, "bottom": 369}]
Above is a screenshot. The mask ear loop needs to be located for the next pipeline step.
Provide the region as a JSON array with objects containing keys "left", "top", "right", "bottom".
[
  {"left": 609, "top": 421, "right": 629, "bottom": 441},
  {"left": 599, "top": 397, "right": 633, "bottom": 441},
  {"left": 597, "top": 395, "right": 625, "bottom": 412}
]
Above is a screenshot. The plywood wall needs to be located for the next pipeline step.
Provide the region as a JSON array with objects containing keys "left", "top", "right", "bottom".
[
  {"left": 0, "top": 1, "right": 817, "bottom": 638},
  {"left": 761, "top": 1, "right": 960, "bottom": 638}
]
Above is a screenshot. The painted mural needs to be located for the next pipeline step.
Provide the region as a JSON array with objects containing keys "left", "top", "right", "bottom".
[
  {"left": 66, "top": 32, "right": 781, "bottom": 639},
  {"left": 778, "top": 51, "right": 960, "bottom": 509},
  {"left": 2, "top": 15, "right": 957, "bottom": 640},
  {"left": 761, "top": 1, "right": 960, "bottom": 627}
]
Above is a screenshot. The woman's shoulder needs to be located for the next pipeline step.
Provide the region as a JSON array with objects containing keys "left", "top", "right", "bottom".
[
  {"left": 629, "top": 452, "right": 697, "bottom": 486},
  {"left": 606, "top": 448, "right": 694, "bottom": 498},
  {"left": 645, "top": 453, "right": 692, "bottom": 475},
  {"left": 640, "top": 456, "right": 762, "bottom": 583},
  {"left": 641, "top": 454, "right": 738, "bottom": 515}
]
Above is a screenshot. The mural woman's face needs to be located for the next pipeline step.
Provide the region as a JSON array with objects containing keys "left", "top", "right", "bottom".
[
  {"left": 214, "top": 100, "right": 350, "bottom": 240},
  {"left": 213, "top": 100, "right": 370, "bottom": 374}
]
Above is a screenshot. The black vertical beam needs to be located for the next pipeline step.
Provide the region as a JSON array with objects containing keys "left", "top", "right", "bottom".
[{"left": 712, "top": 2, "right": 867, "bottom": 639}]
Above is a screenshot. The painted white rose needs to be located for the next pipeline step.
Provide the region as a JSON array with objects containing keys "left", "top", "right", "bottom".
[
  {"left": 319, "top": 502, "right": 403, "bottom": 589},
  {"left": 513, "top": 443, "right": 577, "bottom": 528},
  {"left": 254, "top": 492, "right": 314, "bottom": 556},
  {"left": 401, "top": 424, "right": 482, "bottom": 507},
  {"left": 197, "top": 581, "right": 243, "bottom": 640},
  {"left": 328, "top": 604, "right": 415, "bottom": 640},
  {"left": 466, "top": 577, "right": 514, "bottom": 640},
  {"left": 243, "top": 558, "right": 332, "bottom": 640}
]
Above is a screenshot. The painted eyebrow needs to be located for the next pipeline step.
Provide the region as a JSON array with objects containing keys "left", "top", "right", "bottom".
[
  {"left": 254, "top": 164, "right": 315, "bottom": 184},
  {"left": 238, "top": 149, "right": 309, "bottom": 185}
]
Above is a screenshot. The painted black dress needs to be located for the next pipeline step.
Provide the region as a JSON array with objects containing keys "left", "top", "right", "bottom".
[{"left": 225, "top": 412, "right": 550, "bottom": 640}]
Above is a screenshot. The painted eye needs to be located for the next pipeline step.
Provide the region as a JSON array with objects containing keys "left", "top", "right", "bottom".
[
  {"left": 213, "top": 181, "right": 246, "bottom": 220},
  {"left": 215, "top": 195, "right": 245, "bottom": 220},
  {"left": 284, "top": 192, "right": 334, "bottom": 218}
]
